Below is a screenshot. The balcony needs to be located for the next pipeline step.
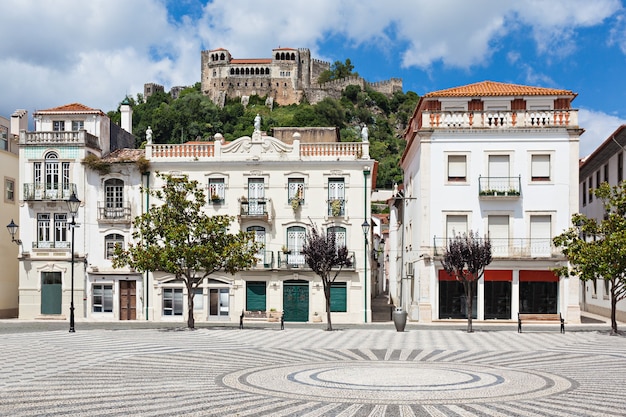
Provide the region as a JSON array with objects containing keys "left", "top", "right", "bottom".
[
  {"left": 478, "top": 176, "right": 521, "bottom": 199},
  {"left": 32, "top": 241, "right": 70, "bottom": 249},
  {"left": 97, "top": 203, "right": 131, "bottom": 223},
  {"left": 252, "top": 251, "right": 274, "bottom": 269},
  {"left": 433, "top": 237, "right": 562, "bottom": 258},
  {"left": 277, "top": 251, "right": 356, "bottom": 269},
  {"left": 20, "top": 130, "right": 100, "bottom": 149},
  {"left": 239, "top": 198, "right": 269, "bottom": 220},
  {"left": 23, "top": 183, "right": 77, "bottom": 201},
  {"left": 420, "top": 109, "right": 578, "bottom": 130},
  {"left": 328, "top": 199, "right": 346, "bottom": 217}
]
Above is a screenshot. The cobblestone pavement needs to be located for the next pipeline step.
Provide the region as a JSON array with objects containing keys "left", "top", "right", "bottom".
[{"left": 1, "top": 325, "right": 625, "bottom": 417}]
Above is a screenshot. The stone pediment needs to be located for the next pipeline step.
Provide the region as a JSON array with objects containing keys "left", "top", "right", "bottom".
[{"left": 222, "top": 131, "right": 293, "bottom": 157}]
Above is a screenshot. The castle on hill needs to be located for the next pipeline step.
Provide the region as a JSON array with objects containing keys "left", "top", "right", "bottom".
[{"left": 200, "top": 47, "right": 402, "bottom": 107}]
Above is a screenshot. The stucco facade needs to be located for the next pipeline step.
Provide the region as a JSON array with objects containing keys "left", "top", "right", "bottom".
[
  {"left": 391, "top": 81, "right": 582, "bottom": 323},
  {"left": 579, "top": 124, "right": 626, "bottom": 322}
]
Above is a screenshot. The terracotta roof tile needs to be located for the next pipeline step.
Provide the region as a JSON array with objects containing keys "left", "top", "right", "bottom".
[
  {"left": 423, "top": 81, "right": 575, "bottom": 98},
  {"left": 35, "top": 103, "right": 104, "bottom": 114},
  {"left": 101, "top": 148, "right": 145, "bottom": 163}
]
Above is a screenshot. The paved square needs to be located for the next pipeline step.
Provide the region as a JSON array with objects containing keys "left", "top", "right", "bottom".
[{"left": 1, "top": 326, "right": 625, "bottom": 416}]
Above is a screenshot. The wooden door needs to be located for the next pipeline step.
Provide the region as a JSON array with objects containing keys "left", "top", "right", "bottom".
[{"left": 119, "top": 280, "right": 136, "bottom": 320}]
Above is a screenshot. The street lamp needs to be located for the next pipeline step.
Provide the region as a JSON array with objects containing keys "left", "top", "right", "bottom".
[
  {"left": 361, "top": 220, "right": 370, "bottom": 324},
  {"left": 66, "top": 192, "right": 81, "bottom": 333},
  {"left": 6, "top": 219, "right": 22, "bottom": 245}
]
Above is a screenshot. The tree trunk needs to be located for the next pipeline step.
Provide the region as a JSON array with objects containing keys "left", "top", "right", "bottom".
[
  {"left": 325, "top": 284, "right": 333, "bottom": 331},
  {"left": 187, "top": 281, "right": 195, "bottom": 329},
  {"left": 465, "top": 281, "right": 474, "bottom": 333},
  {"left": 611, "top": 287, "right": 618, "bottom": 335}
]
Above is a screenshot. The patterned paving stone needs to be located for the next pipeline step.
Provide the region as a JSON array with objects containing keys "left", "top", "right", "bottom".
[{"left": 0, "top": 328, "right": 624, "bottom": 416}]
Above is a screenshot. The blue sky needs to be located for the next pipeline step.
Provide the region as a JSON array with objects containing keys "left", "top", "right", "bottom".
[{"left": 1, "top": 0, "right": 626, "bottom": 157}]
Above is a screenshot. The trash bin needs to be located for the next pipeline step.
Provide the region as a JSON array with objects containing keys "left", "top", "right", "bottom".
[{"left": 393, "top": 307, "right": 408, "bottom": 332}]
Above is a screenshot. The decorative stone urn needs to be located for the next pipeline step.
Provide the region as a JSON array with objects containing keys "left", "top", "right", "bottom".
[{"left": 393, "top": 308, "right": 408, "bottom": 332}]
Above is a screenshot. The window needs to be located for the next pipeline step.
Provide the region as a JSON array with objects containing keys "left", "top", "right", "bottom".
[
  {"left": 163, "top": 288, "right": 183, "bottom": 316},
  {"left": 54, "top": 214, "right": 68, "bottom": 244},
  {"left": 446, "top": 215, "right": 467, "bottom": 239},
  {"left": 5, "top": 178, "right": 15, "bottom": 202},
  {"left": 604, "top": 164, "right": 609, "bottom": 183},
  {"left": 288, "top": 178, "right": 304, "bottom": 204},
  {"left": 104, "top": 179, "right": 124, "bottom": 219},
  {"left": 328, "top": 178, "right": 345, "bottom": 216},
  {"left": 105, "top": 234, "right": 124, "bottom": 259},
  {"left": 588, "top": 177, "right": 593, "bottom": 203},
  {"left": 71, "top": 120, "right": 84, "bottom": 131},
  {"left": 93, "top": 284, "right": 113, "bottom": 312},
  {"left": 582, "top": 181, "right": 587, "bottom": 206},
  {"left": 53, "top": 121, "right": 65, "bottom": 132},
  {"left": 327, "top": 226, "right": 347, "bottom": 249},
  {"left": 208, "top": 178, "right": 225, "bottom": 202},
  {"left": 0, "top": 125, "right": 7, "bottom": 151},
  {"left": 247, "top": 178, "right": 265, "bottom": 215},
  {"left": 530, "top": 215, "right": 551, "bottom": 257},
  {"left": 531, "top": 154, "right": 550, "bottom": 181},
  {"left": 447, "top": 155, "right": 466, "bottom": 182},
  {"left": 619, "top": 152, "right": 624, "bottom": 183},
  {"left": 193, "top": 289, "right": 204, "bottom": 311},
  {"left": 330, "top": 282, "right": 347, "bottom": 312},
  {"left": 596, "top": 170, "right": 601, "bottom": 189},
  {"left": 488, "top": 215, "right": 509, "bottom": 256},
  {"left": 38, "top": 213, "right": 51, "bottom": 247},
  {"left": 247, "top": 226, "right": 266, "bottom": 265},
  {"left": 286, "top": 226, "right": 306, "bottom": 266}
]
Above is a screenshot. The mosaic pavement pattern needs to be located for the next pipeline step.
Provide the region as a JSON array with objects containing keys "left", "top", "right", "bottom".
[{"left": 1, "top": 327, "right": 625, "bottom": 416}]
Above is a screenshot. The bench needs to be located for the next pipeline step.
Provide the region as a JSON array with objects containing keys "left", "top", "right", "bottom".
[
  {"left": 239, "top": 310, "right": 283, "bottom": 329},
  {"left": 518, "top": 313, "right": 564, "bottom": 333}
]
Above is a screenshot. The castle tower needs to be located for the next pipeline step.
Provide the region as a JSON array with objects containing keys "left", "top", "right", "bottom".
[{"left": 298, "top": 48, "right": 311, "bottom": 89}]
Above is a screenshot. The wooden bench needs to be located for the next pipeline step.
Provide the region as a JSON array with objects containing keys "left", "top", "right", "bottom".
[
  {"left": 518, "top": 313, "right": 564, "bottom": 333},
  {"left": 239, "top": 310, "right": 283, "bottom": 329}
]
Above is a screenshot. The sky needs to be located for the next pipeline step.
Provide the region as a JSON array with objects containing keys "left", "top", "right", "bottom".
[{"left": 1, "top": 0, "right": 626, "bottom": 157}]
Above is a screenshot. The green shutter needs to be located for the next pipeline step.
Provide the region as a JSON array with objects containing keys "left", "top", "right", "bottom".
[
  {"left": 246, "top": 282, "right": 267, "bottom": 311},
  {"left": 330, "top": 282, "right": 347, "bottom": 312}
]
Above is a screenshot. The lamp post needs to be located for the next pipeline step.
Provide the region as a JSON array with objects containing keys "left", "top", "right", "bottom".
[
  {"left": 66, "top": 193, "right": 81, "bottom": 333},
  {"left": 361, "top": 220, "right": 370, "bottom": 324},
  {"left": 6, "top": 219, "right": 22, "bottom": 245}
]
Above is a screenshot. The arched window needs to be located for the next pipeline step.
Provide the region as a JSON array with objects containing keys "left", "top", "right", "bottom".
[
  {"left": 275, "top": 53, "right": 280, "bottom": 60},
  {"left": 255, "top": 68, "right": 259, "bottom": 75},
  {"left": 247, "top": 226, "right": 266, "bottom": 265},
  {"left": 290, "top": 53, "right": 295, "bottom": 60},
  {"left": 327, "top": 226, "right": 347, "bottom": 249},
  {"left": 104, "top": 178, "right": 124, "bottom": 219},
  {"left": 230, "top": 68, "right": 234, "bottom": 75},
  {"left": 280, "top": 52, "right": 285, "bottom": 60},
  {"left": 235, "top": 68, "right": 240, "bottom": 75},
  {"left": 104, "top": 233, "right": 124, "bottom": 259},
  {"left": 245, "top": 68, "right": 250, "bottom": 75},
  {"left": 220, "top": 53, "right": 225, "bottom": 60}
]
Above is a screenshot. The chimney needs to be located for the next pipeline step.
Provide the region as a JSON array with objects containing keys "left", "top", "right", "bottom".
[{"left": 120, "top": 97, "right": 133, "bottom": 134}]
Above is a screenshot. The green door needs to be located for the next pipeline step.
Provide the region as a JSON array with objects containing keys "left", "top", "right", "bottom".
[
  {"left": 246, "top": 281, "right": 267, "bottom": 311},
  {"left": 283, "top": 280, "right": 309, "bottom": 322},
  {"left": 41, "top": 272, "right": 62, "bottom": 315}
]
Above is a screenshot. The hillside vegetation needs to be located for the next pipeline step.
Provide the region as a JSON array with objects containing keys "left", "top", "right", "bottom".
[{"left": 108, "top": 73, "right": 419, "bottom": 189}]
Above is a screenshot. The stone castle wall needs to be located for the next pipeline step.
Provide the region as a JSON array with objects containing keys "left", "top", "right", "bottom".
[{"left": 200, "top": 47, "right": 402, "bottom": 106}]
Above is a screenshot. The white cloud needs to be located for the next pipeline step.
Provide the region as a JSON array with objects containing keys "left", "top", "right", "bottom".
[{"left": 578, "top": 108, "right": 626, "bottom": 158}]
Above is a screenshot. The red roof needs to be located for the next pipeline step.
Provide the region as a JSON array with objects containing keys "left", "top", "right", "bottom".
[
  {"left": 424, "top": 81, "right": 576, "bottom": 98},
  {"left": 35, "top": 103, "right": 104, "bottom": 115}
]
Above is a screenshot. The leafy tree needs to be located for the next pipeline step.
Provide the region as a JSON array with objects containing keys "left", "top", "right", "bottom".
[
  {"left": 112, "top": 173, "right": 261, "bottom": 329},
  {"left": 317, "top": 59, "right": 357, "bottom": 83},
  {"left": 301, "top": 223, "right": 353, "bottom": 331},
  {"left": 441, "top": 230, "right": 492, "bottom": 333},
  {"left": 553, "top": 181, "right": 626, "bottom": 335}
]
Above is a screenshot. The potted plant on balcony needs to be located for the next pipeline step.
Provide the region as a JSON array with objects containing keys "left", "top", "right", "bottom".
[
  {"left": 210, "top": 193, "right": 222, "bottom": 203},
  {"left": 330, "top": 199, "right": 342, "bottom": 217},
  {"left": 290, "top": 196, "right": 301, "bottom": 211},
  {"left": 282, "top": 245, "right": 291, "bottom": 254}
]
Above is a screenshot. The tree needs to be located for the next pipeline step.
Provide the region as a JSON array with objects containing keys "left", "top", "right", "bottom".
[
  {"left": 112, "top": 173, "right": 262, "bottom": 329},
  {"left": 301, "top": 223, "right": 353, "bottom": 330},
  {"left": 317, "top": 59, "right": 357, "bottom": 84},
  {"left": 553, "top": 181, "right": 626, "bottom": 335},
  {"left": 441, "top": 231, "right": 492, "bottom": 333}
]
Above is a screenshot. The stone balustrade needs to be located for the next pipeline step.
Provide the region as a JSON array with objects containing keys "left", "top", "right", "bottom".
[
  {"left": 421, "top": 110, "right": 578, "bottom": 129},
  {"left": 20, "top": 130, "right": 100, "bottom": 149}
]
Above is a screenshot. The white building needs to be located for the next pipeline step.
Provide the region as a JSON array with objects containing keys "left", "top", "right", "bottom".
[
  {"left": 579, "top": 124, "right": 626, "bottom": 322},
  {"left": 0, "top": 112, "right": 21, "bottom": 317},
  {"left": 16, "top": 103, "right": 134, "bottom": 320},
  {"left": 16, "top": 102, "right": 376, "bottom": 324},
  {"left": 392, "top": 81, "right": 582, "bottom": 323}
]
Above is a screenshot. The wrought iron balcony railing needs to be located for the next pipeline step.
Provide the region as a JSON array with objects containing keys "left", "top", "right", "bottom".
[
  {"left": 239, "top": 198, "right": 268, "bottom": 216},
  {"left": 252, "top": 251, "right": 274, "bottom": 269},
  {"left": 433, "top": 237, "right": 562, "bottom": 258},
  {"left": 23, "top": 183, "right": 78, "bottom": 201},
  {"left": 478, "top": 176, "right": 521, "bottom": 198},
  {"left": 327, "top": 199, "right": 346, "bottom": 217},
  {"left": 277, "top": 251, "right": 356, "bottom": 269},
  {"left": 32, "top": 241, "right": 71, "bottom": 249}
]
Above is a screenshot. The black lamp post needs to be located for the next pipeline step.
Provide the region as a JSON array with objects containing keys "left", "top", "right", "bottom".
[
  {"left": 66, "top": 193, "right": 81, "bottom": 333},
  {"left": 6, "top": 219, "right": 22, "bottom": 245},
  {"left": 361, "top": 220, "right": 370, "bottom": 324}
]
